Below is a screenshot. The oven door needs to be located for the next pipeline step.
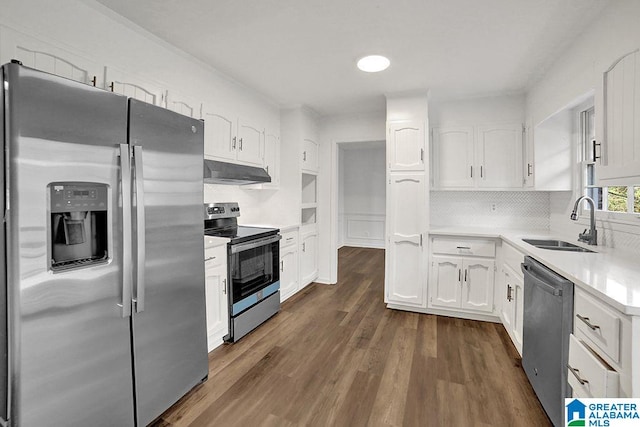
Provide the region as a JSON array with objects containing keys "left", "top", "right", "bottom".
[{"left": 229, "top": 234, "right": 281, "bottom": 314}]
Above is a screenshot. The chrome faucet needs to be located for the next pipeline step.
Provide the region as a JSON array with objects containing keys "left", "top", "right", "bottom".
[{"left": 570, "top": 196, "right": 598, "bottom": 245}]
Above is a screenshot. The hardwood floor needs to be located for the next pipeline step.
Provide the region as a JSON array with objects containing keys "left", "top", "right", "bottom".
[{"left": 154, "top": 246, "right": 551, "bottom": 427}]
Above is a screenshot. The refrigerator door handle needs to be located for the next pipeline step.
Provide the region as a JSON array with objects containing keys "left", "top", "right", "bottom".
[
  {"left": 119, "top": 143, "right": 133, "bottom": 318},
  {"left": 133, "top": 145, "right": 146, "bottom": 313}
]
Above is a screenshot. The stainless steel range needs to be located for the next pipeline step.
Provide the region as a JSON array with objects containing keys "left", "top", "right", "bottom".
[{"left": 204, "top": 203, "right": 281, "bottom": 342}]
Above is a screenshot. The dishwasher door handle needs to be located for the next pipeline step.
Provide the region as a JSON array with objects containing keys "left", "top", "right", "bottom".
[{"left": 521, "top": 263, "right": 563, "bottom": 296}]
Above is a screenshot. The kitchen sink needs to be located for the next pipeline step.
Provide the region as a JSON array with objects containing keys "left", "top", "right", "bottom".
[{"left": 522, "top": 238, "right": 596, "bottom": 253}]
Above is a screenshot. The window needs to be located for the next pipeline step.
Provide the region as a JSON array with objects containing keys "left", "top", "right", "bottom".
[{"left": 581, "top": 107, "right": 640, "bottom": 215}]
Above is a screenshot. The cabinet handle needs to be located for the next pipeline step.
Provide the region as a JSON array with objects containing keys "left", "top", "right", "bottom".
[
  {"left": 239, "top": 138, "right": 243, "bottom": 151},
  {"left": 464, "top": 269, "right": 468, "bottom": 282},
  {"left": 232, "top": 136, "right": 237, "bottom": 150},
  {"left": 91, "top": 76, "right": 97, "bottom": 87},
  {"left": 420, "top": 234, "right": 423, "bottom": 247},
  {"left": 420, "top": 148, "right": 424, "bottom": 162},
  {"left": 280, "top": 260, "right": 284, "bottom": 272},
  {"left": 592, "top": 140, "right": 601, "bottom": 162},
  {"left": 109, "top": 81, "right": 115, "bottom": 92},
  {"left": 302, "top": 242, "right": 306, "bottom": 252},
  {"left": 480, "top": 166, "right": 483, "bottom": 178},
  {"left": 568, "top": 365, "right": 589, "bottom": 385},
  {"left": 470, "top": 166, "right": 473, "bottom": 178},
  {"left": 458, "top": 269, "right": 461, "bottom": 282},
  {"left": 303, "top": 151, "right": 307, "bottom": 162},
  {"left": 527, "top": 163, "right": 533, "bottom": 177},
  {"left": 222, "top": 278, "right": 226, "bottom": 295},
  {"left": 286, "top": 237, "right": 294, "bottom": 242},
  {"left": 576, "top": 314, "right": 600, "bottom": 330},
  {"left": 456, "top": 246, "right": 471, "bottom": 250},
  {"left": 204, "top": 256, "right": 216, "bottom": 262},
  {"left": 507, "top": 284, "right": 512, "bottom": 302}
]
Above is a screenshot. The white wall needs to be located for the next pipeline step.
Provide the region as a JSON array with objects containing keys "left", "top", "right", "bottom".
[
  {"left": 339, "top": 143, "right": 386, "bottom": 249},
  {"left": 430, "top": 93, "right": 525, "bottom": 126},
  {"left": 527, "top": 0, "right": 640, "bottom": 255},
  {"left": 1, "top": 0, "right": 287, "bottom": 225},
  {"left": 318, "top": 111, "right": 386, "bottom": 283}
]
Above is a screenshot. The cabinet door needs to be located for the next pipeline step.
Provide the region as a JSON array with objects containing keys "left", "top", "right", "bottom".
[
  {"left": 512, "top": 275, "right": 524, "bottom": 354},
  {"left": 279, "top": 245, "right": 298, "bottom": 302},
  {"left": 429, "top": 256, "right": 462, "bottom": 309},
  {"left": 237, "top": 118, "right": 263, "bottom": 166},
  {"left": 475, "top": 124, "right": 523, "bottom": 188},
  {"left": 201, "top": 106, "right": 236, "bottom": 161},
  {"left": 0, "top": 27, "right": 101, "bottom": 86},
  {"left": 523, "top": 124, "right": 535, "bottom": 188},
  {"left": 432, "top": 126, "right": 474, "bottom": 187},
  {"left": 596, "top": 49, "right": 640, "bottom": 184},
  {"left": 302, "top": 138, "right": 319, "bottom": 173},
  {"left": 385, "top": 174, "right": 426, "bottom": 307},
  {"left": 204, "top": 254, "right": 228, "bottom": 352},
  {"left": 165, "top": 90, "right": 200, "bottom": 118},
  {"left": 387, "top": 120, "right": 425, "bottom": 171},
  {"left": 461, "top": 259, "right": 494, "bottom": 313},
  {"left": 263, "top": 131, "right": 280, "bottom": 187},
  {"left": 104, "top": 66, "right": 164, "bottom": 106},
  {"left": 300, "top": 232, "right": 318, "bottom": 287},
  {"left": 500, "top": 267, "right": 515, "bottom": 334}
]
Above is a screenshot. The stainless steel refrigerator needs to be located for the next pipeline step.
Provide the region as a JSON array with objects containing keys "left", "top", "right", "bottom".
[{"left": 0, "top": 62, "right": 208, "bottom": 426}]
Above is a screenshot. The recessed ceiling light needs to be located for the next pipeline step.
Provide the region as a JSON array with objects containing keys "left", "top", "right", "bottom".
[{"left": 357, "top": 55, "right": 390, "bottom": 73}]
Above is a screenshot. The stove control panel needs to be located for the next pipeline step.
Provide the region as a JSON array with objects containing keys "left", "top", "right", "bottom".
[{"left": 204, "top": 202, "right": 240, "bottom": 219}]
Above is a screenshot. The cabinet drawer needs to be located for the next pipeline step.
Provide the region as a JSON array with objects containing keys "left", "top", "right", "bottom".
[
  {"left": 568, "top": 334, "right": 619, "bottom": 398},
  {"left": 431, "top": 237, "right": 496, "bottom": 257},
  {"left": 574, "top": 290, "right": 621, "bottom": 363},
  {"left": 205, "top": 246, "right": 226, "bottom": 267},
  {"left": 502, "top": 242, "right": 524, "bottom": 276},
  {"left": 280, "top": 229, "right": 298, "bottom": 248}
]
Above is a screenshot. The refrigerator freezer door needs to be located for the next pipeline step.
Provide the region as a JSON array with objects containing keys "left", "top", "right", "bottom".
[
  {"left": 4, "top": 64, "right": 135, "bottom": 426},
  {"left": 128, "top": 99, "right": 208, "bottom": 426}
]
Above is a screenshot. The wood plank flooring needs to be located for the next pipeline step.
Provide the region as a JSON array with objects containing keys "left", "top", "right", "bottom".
[{"left": 154, "top": 246, "right": 551, "bottom": 427}]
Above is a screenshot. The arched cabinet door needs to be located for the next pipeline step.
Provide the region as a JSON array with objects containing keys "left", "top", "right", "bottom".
[
  {"left": 387, "top": 120, "right": 426, "bottom": 172},
  {"left": 595, "top": 48, "right": 640, "bottom": 185}
]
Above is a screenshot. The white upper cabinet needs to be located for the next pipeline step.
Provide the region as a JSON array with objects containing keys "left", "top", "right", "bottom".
[
  {"left": 432, "top": 126, "right": 474, "bottom": 187},
  {"left": 165, "top": 90, "right": 201, "bottom": 118},
  {"left": 302, "top": 138, "right": 319, "bottom": 173},
  {"left": 596, "top": 49, "right": 640, "bottom": 185},
  {"left": 263, "top": 130, "right": 280, "bottom": 187},
  {"left": 0, "top": 27, "right": 101, "bottom": 87},
  {"left": 432, "top": 123, "right": 523, "bottom": 189},
  {"left": 476, "top": 124, "right": 523, "bottom": 188},
  {"left": 385, "top": 173, "right": 427, "bottom": 307},
  {"left": 201, "top": 107, "right": 236, "bottom": 161},
  {"left": 105, "top": 66, "right": 165, "bottom": 106},
  {"left": 201, "top": 105, "right": 264, "bottom": 167},
  {"left": 387, "top": 120, "right": 426, "bottom": 171},
  {"left": 236, "top": 118, "right": 263, "bottom": 167}
]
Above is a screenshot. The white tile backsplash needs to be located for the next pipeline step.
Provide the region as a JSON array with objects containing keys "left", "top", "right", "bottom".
[{"left": 431, "top": 191, "right": 551, "bottom": 230}]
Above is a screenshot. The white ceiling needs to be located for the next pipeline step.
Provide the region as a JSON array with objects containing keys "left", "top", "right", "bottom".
[{"left": 94, "top": 0, "right": 610, "bottom": 116}]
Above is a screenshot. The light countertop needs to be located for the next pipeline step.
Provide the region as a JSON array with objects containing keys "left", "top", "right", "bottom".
[{"left": 429, "top": 227, "right": 640, "bottom": 316}]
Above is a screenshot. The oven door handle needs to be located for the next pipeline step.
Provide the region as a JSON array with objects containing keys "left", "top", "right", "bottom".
[{"left": 231, "top": 234, "right": 282, "bottom": 254}]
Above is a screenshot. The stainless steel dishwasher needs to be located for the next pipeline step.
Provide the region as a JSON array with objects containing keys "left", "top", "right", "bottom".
[{"left": 521, "top": 256, "right": 574, "bottom": 427}]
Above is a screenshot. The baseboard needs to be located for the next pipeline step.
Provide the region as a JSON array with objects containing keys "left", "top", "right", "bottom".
[{"left": 386, "top": 304, "right": 501, "bottom": 323}]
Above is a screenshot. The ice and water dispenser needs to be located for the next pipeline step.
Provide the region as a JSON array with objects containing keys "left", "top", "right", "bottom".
[{"left": 49, "top": 182, "right": 109, "bottom": 271}]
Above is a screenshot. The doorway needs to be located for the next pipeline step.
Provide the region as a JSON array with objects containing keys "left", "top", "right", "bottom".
[{"left": 332, "top": 140, "right": 386, "bottom": 281}]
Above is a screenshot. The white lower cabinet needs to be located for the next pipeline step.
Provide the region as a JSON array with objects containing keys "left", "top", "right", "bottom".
[
  {"left": 429, "top": 256, "right": 494, "bottom": 313},
  {"left": 299, "top": 228, "right": 318, "bottom": 288},
  {"left": 499, "top": 263, "right": 524, "bottom": 355},
  {"left": 428, "top": 236, "right": 496, "bottom": 315},
  {"left": 568, "top": 334, "right": 619, "bottom": 398},
  {"left": 279, "top": 229, "right": 299, "bottom": 302},
  {"left": 204, "top": 244, "right": 228, "bottom": 352}
]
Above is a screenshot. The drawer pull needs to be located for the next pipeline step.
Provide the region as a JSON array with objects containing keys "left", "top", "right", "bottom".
[
  {"left": 205, "top": 256, "right": 216, "bottom": 262},
  {"left": 456, "top": 246, "right": 471, "bottom": 250},
  {"left": 577, "top": 314, "right": 601, "bottom": 330},
  {"left": 568, "top": 365, "right": 589, "bottom": 385}
]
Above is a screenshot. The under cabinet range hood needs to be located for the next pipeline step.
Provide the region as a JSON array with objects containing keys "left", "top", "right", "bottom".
[{"left": 203, "top": 159, "right": 271, "bottom": 185}]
